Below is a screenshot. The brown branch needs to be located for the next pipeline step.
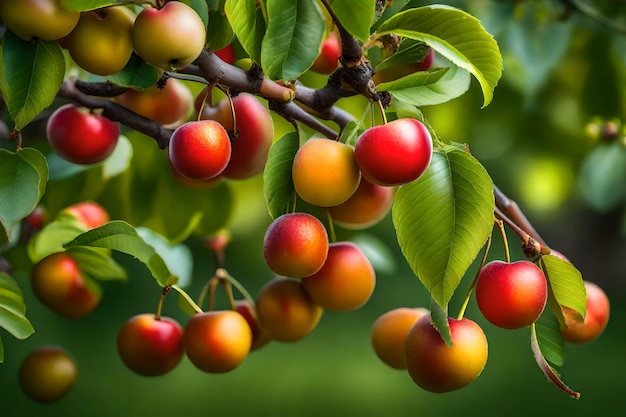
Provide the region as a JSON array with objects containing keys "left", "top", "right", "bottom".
[{"left": 59, "top": 78, "right": 173, "bottom": 149}]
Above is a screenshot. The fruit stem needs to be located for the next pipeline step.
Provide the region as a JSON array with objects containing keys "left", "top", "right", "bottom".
[
  {"left": 216, "top": 269, "right": 238, "bottom": 310},
  {"left": 376, "top": 100, "right": 387, "bottom": 125},
  {"left": 196, "top": 83, "right": 215, "bottom": 122},
  {"left": 495, "top": 217, "right": 511, "bottom": 263},
  {"left": 220, "top": 268, "right": 256, "bottom": 307},
  {"left": 155, "top": 285, "right": 171, "bottom": 320},
  {"left": 456, "top": 234, "right": 492, "bottom": 321}
]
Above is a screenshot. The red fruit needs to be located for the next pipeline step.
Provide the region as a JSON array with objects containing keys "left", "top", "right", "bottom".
[
  {"left": 561, "top": 281, "right": 610, "bottom": 344},
  {"left": 199, "top": 92, "right": 274, "bottom": 179},
  {"left": 168, "top": 120, "right": 232, "bottom": 179},
  {"left": 62, "top": 201, "right": 110, "bottom": 229},
  {"left": 475, "top": 260, "right": 548, "bottom": 329},
  {"left": 215, "top": 44, "right": 236, "bottom": 64},
  {"left": 354, "top": 118, "right": 432, "bottom": 186},
  {"left": 235, "top": 299, "right": 272, "bottom": 350},
  {"left": 263, "top": 212, "right": 329, "bottom": 278},
  {"left": 311, "top": 31, "right": 341, "bottom": 74},
  {"left": 116, "top": 314, "right": 184, "bottom": 376},
  {"left": 46, "top": 104, "right": 119, "bottom": 164}
]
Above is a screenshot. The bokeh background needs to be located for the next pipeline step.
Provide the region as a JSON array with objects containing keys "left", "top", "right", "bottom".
[{"left": 1, "top": 0, "right": 625, "bottom": 416}]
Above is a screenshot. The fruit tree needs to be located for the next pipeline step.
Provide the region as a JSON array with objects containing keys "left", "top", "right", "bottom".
[{"left": 0, "top": 0, "right": 624, "bottom": 416}]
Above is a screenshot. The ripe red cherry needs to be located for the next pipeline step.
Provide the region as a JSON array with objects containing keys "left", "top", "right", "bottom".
[
  {"left": 354, "top": 118, "right": 432, "bottom": 186},
  {"left": 310, "top": 31, "right": 340, "bottom": 74},
  {"left": 561, "top": 281, "right": 610, "bottom": 344},
  {"left": 168, "top": 120, "right": 232, "bottom": 179},
  {"left": 475, "top": 260, "right": 548, "bottom": 329},
  {"left": 46, "top": 104, "right": 119, "bottom": 164},
  {"left": 116, "top": 314, "right": 184, "bottom": 376}
]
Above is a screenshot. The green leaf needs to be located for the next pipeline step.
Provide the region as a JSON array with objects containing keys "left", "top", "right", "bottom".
[
  {"left": 535, "top": 310, "right": 565, "bottom": 367},
  {"left": 27, "top": 217, "right": 87, "bottom": 263},
  {"left": 0, "top": 272, "right": 35, "bottom": 346},
  {"left": 377, "top": 66, "right": 471, "bottom": 107},
  {"left": 61, "top": 0, "right": 123, "bottom": 11},
  {"left": 263, "top": 132, "right": 299, "bottom": 219},
  {"left": 351, "top": 233, "right": 396, "bottom": 275},
  {"left": 67, "top": 246, "right": 128, "bottom": 281},
  {"left": 375, "top": 40, "right": 431, "bottom": 71},
  {"left": 577, "top": 142, "right": 626, "bottom": 213},
  {"left": 206, "top": 9, "right": 235, "bottom": 51},
  {"left": 107, "top": 55, "right": 162, "bottom": 89},
  {"left": 530, "top": 322, "right": 581, "bottom": 400},
  {"left": 137, "top": 228, "right": 193, "bottom": 288},
  {"left": 225, "top": 0, "right": 267, "bottom": 64},
  {"left": 0, "top": 148, "right": 48, "bottom": 240},
  {"left": 102, "top": 135, "right": 133, "bottom": 180},
  {"left": 0, "top": 33, "right": 65, "bottom": 129},
  {"left": 392, "top": 149, "right": 494, "bottom": 308},
  {"left": 327, "top": 0, "right": 376, "bottom": 41},
  {"left": 429, "top": 297, "right": 452, "bottom": 347},
  {"left": 64, "top": 221, "right": 174, "bottom": 287},
  {"left": 261, "top": 0, "right": 325, "bottom": 81},
  {"left": 375, "top": 5, "right": 503, "bottom": 107},
  {"left": 540, "top": 255, "right": 587, "bottom": 325}
]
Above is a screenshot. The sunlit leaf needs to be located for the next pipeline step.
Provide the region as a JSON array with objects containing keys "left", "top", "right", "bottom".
[
  {"left": 377, "top": 65, "right": 471, "bottom": 107},
  {"left": 137, "top": 228, "right": 193, "bottom": 288},
  {"left": 0, "top": 33, "right": 65, "bottom": 129},
  {"left": 376, "top": 5, "right": 502, "bottom": 107},
  {"left": 261, "top": 0, "right": 325, "bottom": 81},
  {"left": 429, "top": 297, "right": 451, "bottom": 347},
  {"left": 0, "top": 272, "right": 35, "bottom": 347},
  {"left": 64, "top": 221, "right": 174, "bottom": 287},
  {"left": 263, "top": 132, "right": 299, "bottom": 219},
  {"left": 392, "top": 149, "right": 494, "bottom": 308},
  {"left": 0, "top": 148, "right": 48, "bottom": 240},
  {"left": 540, "top": 255, "right": 587, "bottom": 326},
  {"left": 27, "top": 216, "right": 87, "bottom": 263},
  {"left": 67, "top": 246, "right": 128, "bottom": 281},
  {"left": 225, "top": 0, "right": 266, "bottom": 63},
  {"left": 326, "top": 0, "right": 376, "bottom": 41},
  {"left": 535, "top": 310, "right": 565, "bottom": 367}
]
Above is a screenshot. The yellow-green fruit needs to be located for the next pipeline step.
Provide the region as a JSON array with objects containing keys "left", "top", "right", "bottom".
[
  {"left": 292, "top": 138, "right": 361, "bottom": 207},
  {"left": 19, "top": 346, "right": 77, "bottom": 403},
  {"left": 0, "top": 0, "right": 79, "bottom": 41},
  {"left": 132, "top": 2, "right": 206, "bottom": 70},
  {"left": 65, "top": 6, "right": 135, "bottom": 76}
]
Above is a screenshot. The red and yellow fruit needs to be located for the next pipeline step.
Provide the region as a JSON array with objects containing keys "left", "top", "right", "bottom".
[
  {"left": 0, "top": 0, "right": 79, "bottom": 41},
  {"left": 371, "top": 307, "right": 429, "bottom": 369},
  {"left": 561, "top": 281, "right": 610, "bottom": 344}
]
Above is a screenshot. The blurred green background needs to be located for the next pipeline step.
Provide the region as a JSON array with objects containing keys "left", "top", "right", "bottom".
[{"left": 2, "top": 0, "right": 626, "bottom": 416}]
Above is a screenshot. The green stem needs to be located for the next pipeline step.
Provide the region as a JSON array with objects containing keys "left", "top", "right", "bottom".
[
  {"left": 495, "top": 218, "right": 511, "bottom": 263},
  {"left": 456, "top": 234, "right": 492, "bottom": 320},
  {"left": 325, "top": 209, "right": 337, "bottom": 244}
]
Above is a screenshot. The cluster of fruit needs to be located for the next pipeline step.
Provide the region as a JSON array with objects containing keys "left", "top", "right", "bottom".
[{"left": 370, "top": 258, "right": 610, "bottom": 393}]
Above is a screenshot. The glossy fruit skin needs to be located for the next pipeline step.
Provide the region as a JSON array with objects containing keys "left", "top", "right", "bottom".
[
  {"left": 354, "top": 118, "right": 432, "bottom": 186},
  {"left": 132, "top": 2, "right": 206, "bottom": 70},
  {"left": 0, "top": 0, "right": 79, "bottom": 41},
  {"left": 199, "top": 92, "right": 274, "bottom": 179},
  {"left": 46, "top": 104, "right": 119, "bottom": 165},
  {"left": 371, "top": 307, "right": 429, "bottom": 370},
  {"left": 215, "top": 44, "right": 236, "bottom": 64},
  {"left": 301, "top": 242, "right": 376, "bottom": 311},
  {"left": 263, "top": 212, "right": 329, "bottom": 278},
  {"left": 475, "top": 260, "right": 548, "bottom": 329},
  {"left": 292, "top": 138, "right": 361, "bottom": 207},
  {"left": 183, "top": 310, "right": 252, "bottom": 373},
  {"left": 235, "top": 299, "right": 272, "bottom": 351},
  {"left": 62, "top": 201, "right": 110, "bottom": 229},
  {"left": 373, "top": 47, "right": 435, "bottom": 84},
  {"left": 65, "top": 6, "right": 135, "bottom": 75},
  {"left": 116, "top": 314, "right": 184, "bottom": 376},
  {"left": 168, "top": 120, "right": 232, "bottom": 180},
  {"left": 19, "top": 346, "right": 77, "bottom": 403},
  {"left": 328, "top": 178, "right": 395, "bottom": 229},
  {"left": 26, "top": 205, "right": 47, "bottom": 230},
  {"left": 116, "top": 78, "right": 192, "bottom": 128},
  {"left": 405, "top": 315, "right": 488, "bottom": 393},
  {"left": 561, "top": 281, "right": 610, "bottom": 344},
  {"left": 31, "top": 252, "right": 101, "bottom": 319},
  {"left": 256, "top": 277, "right": 323, "bottom": 342},
  {"left": 310, "top": 31, "right": 340, "bottom": 74}
]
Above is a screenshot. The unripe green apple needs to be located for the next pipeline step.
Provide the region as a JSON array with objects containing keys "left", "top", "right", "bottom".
[
  {"left": 132, "top": 2, "right": 206, "bottom": 70},
  {"left": 19, "top": 346, "right": 77, "bottom": 403},
  {"left": 65, "top": 6, "right": 135, "bottom": 76},
  {"left": 0, "top": 0, "right": 79, "bottom": 41}
]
